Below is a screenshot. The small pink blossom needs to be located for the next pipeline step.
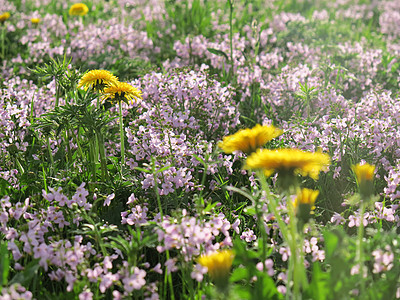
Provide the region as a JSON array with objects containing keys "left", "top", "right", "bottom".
[
  {"left": 104, "top": 193, "right": 115, "bottom": 207},
  {"left": 79, "top": 290, "right": 93, "bottom": 300},
  {"left": 122, "top": 267, "right": 147, "bottom": 292},
  {"left": 191, "top": 263, "right": 207, "bottom": 282}
]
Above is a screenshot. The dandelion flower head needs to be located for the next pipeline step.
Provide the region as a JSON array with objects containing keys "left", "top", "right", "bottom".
[
  {"left": 0, "top": 12, "right": 11, "bottom": 23},
  {"left": 352, "top": 163, "right": 375, "bottom": 184},
  {"left": 69, "top": 3, "right": 89, "bottom": 16},
  {"left": 293, "top": 188, "right": 319, "bottom": 212},
  {"left": 30, "top": 18, "right": 40, "bottom": 24},
  {"left": 101, "top": 82, "right": 142, "bottom": 105},
  {"left": 218, "top": 124, "right": 283, "bottom": 154},
  {"left": 77, "top": 70, "right": 119, "bottom": 91},
  {"left": 245, "top": 148, "right": 331, "bottom": 179},
  {"left": 352, "top": 162, "right": 375, "bottom": 199},
  {"left": 198, "top": 250, "right": 234, "bottom": 281}
]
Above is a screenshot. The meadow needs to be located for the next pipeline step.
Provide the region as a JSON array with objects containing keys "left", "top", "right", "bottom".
[{"left": 0, "top": 0, "right": 400, "bottom": 299}]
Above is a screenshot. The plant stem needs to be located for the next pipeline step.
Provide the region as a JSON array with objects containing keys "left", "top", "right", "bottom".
[
  {"left": 119, "top": 102, "right": 125, "bottom": 174},
  {"left": 151, "top": 158, "right": 175, "bottom": 300},
  {"left": 42, "top": 165, "right": 48, "bottom": 193},
  {"left": 257, "top": 172, "right": 307, "bottom": 299},
  {"left": 228, "top": 0, "right": 234, "bottom": 80},
  {"left": 0, "top": 25, "right": 5, "bottom": 60},
  {"left": 356, "top": 201, "right": 366, "bottom": 296},
  {"left": 65, "top": 128, "right": 72, "bottom": 165},
  {"left": 84, "top": 211, "right": 108, "bottom": 257},
  {"left": 30, "top": 92, "right": 35, "bottom": 124},
  {"left": 257, "top": 171, "right": 290, "bottom": 242},
  {"left": 75, "top": 128, "right": 87, "bottom": 168},
  {"left": 254, "top": 189, "right": 267, "bottom": 270},
  {"left": 89, "top": 137, "right": 97, "bottom": 183},
  {"left": 46, "top": 136, "right": 54, "bottom": 175},
  {"left": 151, "top": 157, "right": 163, "bottom": 218},
  {"left": 96, "top": 130, "right": 108, "bottom": 181},
  {"left": 55, "top": 79, "right": 60, "bottom": 107},
  {"left": 286, "top": 193, "right": 306, "bottom": 300}
]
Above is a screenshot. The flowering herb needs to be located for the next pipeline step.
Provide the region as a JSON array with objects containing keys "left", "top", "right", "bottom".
[
  {"left": 352, "top": 163, "right": 375, "bottom": 199},
  {"left": 100, "top": 81, "right": 142, "bottom": 105},
  {"left": 198, "top": 250, "right": 234, "bottom": 291},
  {"left": 77, "top": 69, "right": 119, "bottom": 92},
  {"left": 293, "top": 188, "right": 319, "bottom": 223},
  {"left": 0, "top": 12, "right": 10, "bottom": 23},
  {"left": 69, "top": 3, "right": 89, "bottom": 16},
  {"left": 245, "top": 148, "right": 331, "bottom": 180},
  {"left": 218, "top": 124, "right": 283, "bottom": 154},
  {"left": 30, "top": 18, "right": 40, "bottom": 24}
]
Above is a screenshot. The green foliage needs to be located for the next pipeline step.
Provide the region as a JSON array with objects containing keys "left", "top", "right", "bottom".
[
  {"left": 9, "top": 260, "right": 40, "bottom": 288},
  {"left": 165, "top": 0, "right": 213, "bottom": 38},
  {"left": 2, "top": 0, "right": 400, "bottom": 299},
  {"left": 0, "top": 242, "right": 9, "bottom": 289},
  {"left": 230, "top": 238, "right": 282, "bottom": 300}
]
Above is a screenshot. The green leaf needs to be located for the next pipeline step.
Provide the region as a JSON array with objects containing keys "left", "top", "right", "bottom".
[
  {"left": 230, "top": 267, "right": 248, "bottom": 282},
  {"left": 323, "top": 230, "right": 339, "bottom": 259},
  {"left": 232, "top": 285, "right": 251, "bottom": 299},
  {"left": 0, "top": 242, "right": 9, "bottom": 286},
  {"left": 305, "top": 262, "right": 329, "bottom": 300},
  {"left": 207, "top": 48, "right": 230, "bottom": 61},
  {"left": 244, "top": 206, "right": 256, "bottom": 216},
  {"left": 225, "top": 186, "right": 255, "bottom": 202},
  {"left": 133, "top": 167, "right": 151, "bottom": 174},
  {"left": 203, "top": 201, "right": 218, "bottom": 213},
  {"left": 155, "top": 165, "right": 172, "bottom": 174},
  {"left": 9, "top": 259, "right": 40, "bottom": 287},
  {"left": 253, "top": 271, "right": 280, "bottom": 299}
]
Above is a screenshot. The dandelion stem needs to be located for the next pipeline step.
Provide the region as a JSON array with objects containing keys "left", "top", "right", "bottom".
[
  {"left": 286, "top": 191, "right": 307, "bottom": 300},
  {"left": 96, "top": 130, "right": 108, "bottom": 181},
  {"left": 0, "top": 25, "right": 5, "bottom": 60},
  {"left": 119, "top": 102, "right": 125, "bottom": 174},
  {"left": 356, "top": 201, "right": 366, "bottom": 295},
  {"left": 254, "top": 185, "right": 267, "bottom": 271},
  {"left": 258, "top": 171, "right": 307, "bottom": 299},
  {"left": 257, "top": 171, "right": 290, "bottom": 242}
]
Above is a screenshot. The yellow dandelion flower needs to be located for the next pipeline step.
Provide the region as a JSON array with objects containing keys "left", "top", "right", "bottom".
[
  {"left": 69, "top": 3, "right": 89, "bottom": 16},
  {"left": 294, "top": 188, "right": 319, "bottom": 211},
  {"left": 218, "top": 124, "right": 283, "bottom": 155},
  {"left": 352, "top": 163, "right": 375, "bottom": 198},
  {"left": 101, "top": 82, "right": 142, "bottom": 105},
  {"left": 352, "top": 163, "right": 375, "bottom": 184},
  {"left": 198, "top": 250, "right": 234, "bottom": 290},
  {"left": 293, "top": 188, "right": 319, "bottom": 224},
  {"left": 77, "top": 70, "right": 119, "bottom": 92},
  {"left": 0, "top": 12, "right": 10, "bottom": 23},
  {"left": 30, "top": 18, "right": 40, "bottom": 24},
  {"left": 245, "top": 148, "right": 331, "bottom": 180}
]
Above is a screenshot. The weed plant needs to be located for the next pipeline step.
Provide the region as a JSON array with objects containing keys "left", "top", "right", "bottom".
[{"left": 0, "top": 0, "right": 400, "bottom": 299}]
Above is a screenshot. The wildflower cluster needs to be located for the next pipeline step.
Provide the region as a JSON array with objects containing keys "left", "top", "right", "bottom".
[
  {"left": 1, "top": 0, "right": 400, "bottom": 299},
  {"left": 78, "top": 69, "right": 142, "bottom": 103}
]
